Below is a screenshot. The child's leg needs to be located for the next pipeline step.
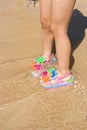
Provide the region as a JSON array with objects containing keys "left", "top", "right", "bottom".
[
  {"left": 51, "top": 0, "right": 76, "bottom": 76},
  {"left": 40, "top": 0, "right": 53, "bottom": 59}
]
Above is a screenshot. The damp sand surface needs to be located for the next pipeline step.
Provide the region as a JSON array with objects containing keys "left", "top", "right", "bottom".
[{"left": 0, "top": 0, "right": 87, "bottom": 130}]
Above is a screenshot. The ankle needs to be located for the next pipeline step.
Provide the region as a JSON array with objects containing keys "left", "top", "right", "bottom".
[
  {"left": 58, "top": 70, "right": 70, "bottom": 77},
  {"left": 43, "top": 53, "right": 52, "bottom": 60}
]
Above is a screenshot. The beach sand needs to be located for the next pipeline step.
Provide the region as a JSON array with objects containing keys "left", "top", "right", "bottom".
[{"left": 0, "top": 0, "right": 87, "bottom": 130}]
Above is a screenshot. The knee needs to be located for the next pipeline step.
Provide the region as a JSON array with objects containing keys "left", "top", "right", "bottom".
[
  {"left": 40, "top": 17, "right": 51, "bottom": 29},
  {"left": 51, "top": 22, "right": 67, "bottom": 36},
  {"left": 51, "top": 23, "right": 57, "bottom": 35}
]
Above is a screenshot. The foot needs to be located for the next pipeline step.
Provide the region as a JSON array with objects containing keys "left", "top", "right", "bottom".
[
  {"left": 40, "top": 67, "right": 74, "bottom": 89},
  {"left": 31, "top": 54, "right": 56, "bottom": 77}
]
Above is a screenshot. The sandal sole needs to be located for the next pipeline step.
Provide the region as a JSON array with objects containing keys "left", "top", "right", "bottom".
[{"left": 44, "top": 82, "right": 74, "bottom": 90}]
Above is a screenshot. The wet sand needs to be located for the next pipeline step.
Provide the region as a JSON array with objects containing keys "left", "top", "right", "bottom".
[{"left": 0, "top": 0, "right": 87, "bottom": 130}]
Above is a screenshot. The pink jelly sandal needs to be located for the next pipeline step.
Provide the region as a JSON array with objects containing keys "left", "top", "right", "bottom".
[
  {"left": 31, "top": 54, "right": 56, "bottom": 77},
  {"left": 40, "top": 67, "right": 74, "bottom": 89}
]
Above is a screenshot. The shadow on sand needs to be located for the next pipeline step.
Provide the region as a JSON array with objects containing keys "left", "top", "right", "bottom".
[
  {"left": 52, "top": 9, "right": 87, "bottom": 69},
  {"left": 69, "top": 9, "right": 87, "bottom": 69}
]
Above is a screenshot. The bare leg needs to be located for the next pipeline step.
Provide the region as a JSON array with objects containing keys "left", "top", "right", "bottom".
[
  {"left": 51, "top": 0, "right": 76, "bottom": 77},
  {"left": 40, "top": 0, "right": 53, "bottom": 59}
]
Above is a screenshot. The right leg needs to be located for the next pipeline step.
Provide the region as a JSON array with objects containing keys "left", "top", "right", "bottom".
[{"left": 40, "top": 0, "right": 53, "bottom": 59}]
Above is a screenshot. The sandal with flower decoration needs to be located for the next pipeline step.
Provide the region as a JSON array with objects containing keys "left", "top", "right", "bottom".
[
  {"left": 31, "top": 54, "right": 56, "bottom": 77},
  {"left": 40, "top": 67, "right": 74, "bottom": 89}
]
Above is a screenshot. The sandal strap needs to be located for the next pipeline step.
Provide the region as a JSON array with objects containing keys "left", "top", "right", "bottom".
[
  {"left": 55, "top": 71, "right": 71, "bottom": 83},
  {"left": 44, "top": 53, "right": 54, "bottom": 63},
  {"left": 58, "top": 71, "right": 71, "bottom": 80}
]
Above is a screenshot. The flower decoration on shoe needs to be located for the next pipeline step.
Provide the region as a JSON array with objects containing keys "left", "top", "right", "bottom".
[
  {"left": 40, "top": 67, "right": 58, "bottom": 83},
  {"left": 41, "top": 70, "right": 50, "bottom": 82},
  {"left": 51, "top": 70, "right": 57, "bottom": 79},
  {"left": 31, "top": 56, "right": 46, "bottom": 71},
  {"left": 41, "top": 70, "right": 48, "bottom": 77},
  {"left": 34, "top": 64, "right": 42, "bottom": 71},
  {"left": 31, "top": 62, "right": 42, "bottom": 71},
  {"left": 31, "top": 54, "right": 57, "bottom": 77},
  {"left": 48, "top": 68, "right": 57, "bottom": 79},
  {"left": 35, "top": 56, "right": 46, "bottom": 64}
]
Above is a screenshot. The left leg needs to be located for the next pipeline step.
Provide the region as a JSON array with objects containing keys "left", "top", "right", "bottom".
[{"left": 51, "top": 0, "right": 76, "bottom": 77}]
